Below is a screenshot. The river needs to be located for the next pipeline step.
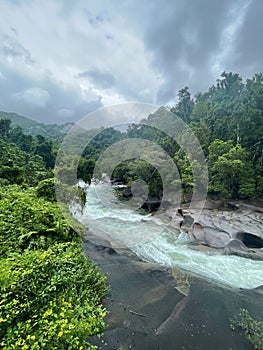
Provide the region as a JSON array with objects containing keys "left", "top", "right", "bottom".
[{"left": 74, "top": 182, "right": 263, "bottom": 290}]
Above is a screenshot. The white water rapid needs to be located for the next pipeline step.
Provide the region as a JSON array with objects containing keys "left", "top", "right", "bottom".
[{"left": 74, "top": 182, "right": 263, "bottom": 290}]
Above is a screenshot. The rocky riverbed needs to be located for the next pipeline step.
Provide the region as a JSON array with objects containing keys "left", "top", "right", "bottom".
[
  {"left": 159, "top": 200, "right": 263, "bottom": 261},
  {"left": 84, "top": 236, "right": 262, "bottom": 350},
  {"left": 77, "top": 184, "right": 263, "bottom": 349}
]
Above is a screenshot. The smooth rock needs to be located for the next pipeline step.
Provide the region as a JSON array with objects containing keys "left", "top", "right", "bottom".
[
  {"left": 190, "top": 223, "right": 230, "bottom": 248},
  {"left": 224, "top": 239, "right": 263, "bottom": 261}
]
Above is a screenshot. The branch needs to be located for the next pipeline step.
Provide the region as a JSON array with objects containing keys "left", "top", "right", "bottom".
[{"left": 129, "top": 309, "right": 146, "bottom": 317}]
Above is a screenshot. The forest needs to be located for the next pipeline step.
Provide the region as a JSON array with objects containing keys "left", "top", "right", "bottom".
[
  {"left": 78, "top": 72, "right": 263, "bottom": 202},
  {"left": 0, "top": 71, "right": 263, "bottom": 349}
]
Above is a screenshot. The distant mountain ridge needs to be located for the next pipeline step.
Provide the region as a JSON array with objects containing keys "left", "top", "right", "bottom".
[{"left": 0, "top": 111, "right": 74, "bottom": 140}]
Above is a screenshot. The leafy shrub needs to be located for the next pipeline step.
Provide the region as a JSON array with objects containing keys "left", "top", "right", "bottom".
[
  {"left": 0, "top": 243, "right": 108, "bottom": 349},
  {"left": 0, "top": 185, "right": 80, "bottom": 256},
  {"left": 230, "top": 308, "right": 263, "bottom": 349},
  {"left": 0, "top": 137, "right": 48, "bottom": 186},
  {"left": 36, "top": 178, "right": 56, "bottom": 202}
]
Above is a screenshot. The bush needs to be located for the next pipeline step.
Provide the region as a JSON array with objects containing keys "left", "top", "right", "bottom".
[
  {"left": 0, "top": 185, "right": 80, "bottom": 256},
  {"left": 230, "top": 308, "right": 263, "bottom": 349},
  {"left": 35, "top": 178, "right": 57, "bottom": 202},
  {"left": 0, "top": 243, "right": 108, "bottom": 349}
]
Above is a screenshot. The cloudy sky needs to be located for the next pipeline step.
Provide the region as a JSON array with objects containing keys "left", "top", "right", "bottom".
[{"left": 0, "top": 0, "right": 262, "bottom": 123}]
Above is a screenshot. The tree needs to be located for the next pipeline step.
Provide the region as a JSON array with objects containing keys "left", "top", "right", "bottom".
[
  {"left": 10, "top": 126, "right": 33, "bottom": 152},
  {"left": 208, "top": 140, "right": 255, "bottom": 199},
  {"left": 171, "top": 87, "right": 194, "bottom": 123},
  {"left": 0, "top": 118, "right": 11, "bottom": 140},
  {"left": 77, "top": 157, "right": 95, "bottom": 184},
  {"left": 34, "top": 135, "right": 55, "bottom": 169}
]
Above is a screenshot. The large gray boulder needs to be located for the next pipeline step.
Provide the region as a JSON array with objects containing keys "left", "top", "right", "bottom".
[
  {"left": 224, "top": 239, "right": 263, "bottom": 261},
  {"left": 170, "top": 201, "right": 263, "bottom": 254},
  {"left": 189, "top": 223, "right": 231, "bottom": 248}
]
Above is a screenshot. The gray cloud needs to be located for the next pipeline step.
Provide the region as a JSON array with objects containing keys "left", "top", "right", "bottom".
[
  {"left": 233, "top": 0, "right": 263, "bottom": 75},
  {"left": 0, "top": 64, "right": 102, "bottom": 123},
  {"left": 140, "top": 0, "right": 253, "bottom": 102},
  {"left": 76, "top": 69, "right": 115, "bottom": 89},
  {"left": 0, "top": 0, "right": 262, "bottom": 123},
  {"left": 2, "top": 34, "right": 35, "bottom": 64},
  {"left": 105, "top": 33, "right": 114, "bottom": 41}
]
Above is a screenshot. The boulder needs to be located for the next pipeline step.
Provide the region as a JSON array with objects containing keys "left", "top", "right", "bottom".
[
  {"left": 252, "top": 285, "right": 263, "bottom": 294},
  {"left": 162, "top": 199, "right": 263, "bottom": 261},
  {"left": 189, "top": 222, "right": 206, "bottom": 244},
  {"left": 205, "top": 228, "right": 231, "bottom": 248},
  {"left": 181, "top": 214, "right": 194, "bottom": 231},
  {"left": 189, "top": 223, "right": 231, "bottom": 248},
  {"left": 141, "top": 198, "right": 161, "bottom": 211},
  {"left": 224, "top": 239, "right": 263, "bottom": 261},
  {"left": 224, "top": 239, "right": 249, "bottom": 254}
]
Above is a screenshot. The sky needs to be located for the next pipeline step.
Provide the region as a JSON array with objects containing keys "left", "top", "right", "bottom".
[{"left": 0, "top": 0, "right": 262, "bottom": 124}]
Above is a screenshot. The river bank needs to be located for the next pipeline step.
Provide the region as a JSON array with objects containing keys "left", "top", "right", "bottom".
[
  {"left": 74, "top": 183, "right": 263, "bottom": 349},
  {"left": 158, "top": 199, "right": 263, "bottom": 261},
  {"left": 83, "top": 237, "right": 262, "bottom": 350},
  {"left": 115, "top": 181, "right": 263, "bottom": 259}
]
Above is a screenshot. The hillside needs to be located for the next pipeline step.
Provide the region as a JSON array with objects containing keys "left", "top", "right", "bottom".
[
  {"left": 0, "top": 111, "right": 74, "bottom": 140},
  {"left": 76, "top": 71, "right": 263, "bottom": 202}
]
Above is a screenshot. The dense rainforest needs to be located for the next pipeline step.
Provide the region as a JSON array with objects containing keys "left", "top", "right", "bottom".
[
  {"left": 0, "top": 71, "right": 263, "bottom": 349},
  {"left": 78, "top": 72, "right": 263, "bottom": 202}
]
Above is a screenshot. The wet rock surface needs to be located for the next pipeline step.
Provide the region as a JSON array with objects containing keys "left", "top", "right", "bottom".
[
  {"left": 162, "top": 200, "right": 263, "bottom": 259},
  {"left": 83, "top": 238, "right": 259, "bottom": 350},
  {"left": 79, "top": 193, "right": 263, "bottom": 349},
  {"left": 224, "top": 239, "right": 263, "bottom": 261}
]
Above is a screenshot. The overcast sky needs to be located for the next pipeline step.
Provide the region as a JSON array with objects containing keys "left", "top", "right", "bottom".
[{"left": 0, "top": 0, "right": 262, "bottom": 123}]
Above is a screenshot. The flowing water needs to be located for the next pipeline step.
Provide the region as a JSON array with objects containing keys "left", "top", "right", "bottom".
[{"left": 75, "top": 182, "right": 263, "bottom": 290}]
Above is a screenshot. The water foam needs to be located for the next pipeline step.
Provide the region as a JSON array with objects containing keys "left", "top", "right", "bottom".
[{"left": 76, "top": 183, "right": 263, "bottom": 289}]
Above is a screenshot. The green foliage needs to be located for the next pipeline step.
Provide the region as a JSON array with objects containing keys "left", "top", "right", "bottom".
[
  {"left": 34, "top": 134, "right": 55, "bottom": 169},
  {"left": 0, "top": 116, "right": 109, "bottom": 349},
  {"left": 208, "top": 140, "right": 256, "bottom": 199},
  {"left": 0, "top": 138, "right": 47, "bottom": 186},
  {"left": 9, "top": 126, "right": 33, "bottom": 152},
  {"left": 82, "top": 127, "right": 124, "bottom": 161},
  {"left": 0, "top": 121, "right": 56, "bottom": 185},
  {"left": 0, "top": 184, "right": 108, "bottom": 349},
  {"left": 171, "top": 86, "right": 194, "bottom": 123},
  {"left": 0, "top": 186, "right": 79, "bottom": 256},
  {"left": 230, "top": 308, "right": 263, "bottom": 350},
  {"left": 1, "top": 71, "right": 263, "bottom": 202},
  {"left": 173, "top": 155, "right": 193, "bottom": 194},
  {"left": 1, "top": 70, "right": 263, "bottom": 348},
  {"left": 36, "top": 178, "right": 57, "bottom": 202},
  {"left": 0, "top": 243, "right": 108, "bottom": 350},
  {"left": 0, "top": 118, "right": 11, "bottom": 140},
  {"left": 52, "top": 72, "right": 263, "bottom": 202},
  {"left": 77, "top": 158, "right": 96, "bottom": 184}
]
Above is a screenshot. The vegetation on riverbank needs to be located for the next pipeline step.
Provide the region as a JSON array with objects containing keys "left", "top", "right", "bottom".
[
  {"left": 0, "top": 121, "right": 108, "bottom": 349},
  {"left": 231, "top": 308, "right": 263, "bottom": 350}
]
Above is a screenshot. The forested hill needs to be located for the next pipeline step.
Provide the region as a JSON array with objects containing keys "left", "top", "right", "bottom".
[
  {"left": 147, "top": 71, "right": 263, "bottom": 200},
  {"left": 170, "top": 72, "right": 263, "bottom": 200},
  {"left": 0, "top": 71, "right": 262, "bottom": 201},
  {"left": 0, "top": 111, "right": 74, "bottom": 140},
  {"left": 76, "top": 72, "right": 263, "bottom": 201}
]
